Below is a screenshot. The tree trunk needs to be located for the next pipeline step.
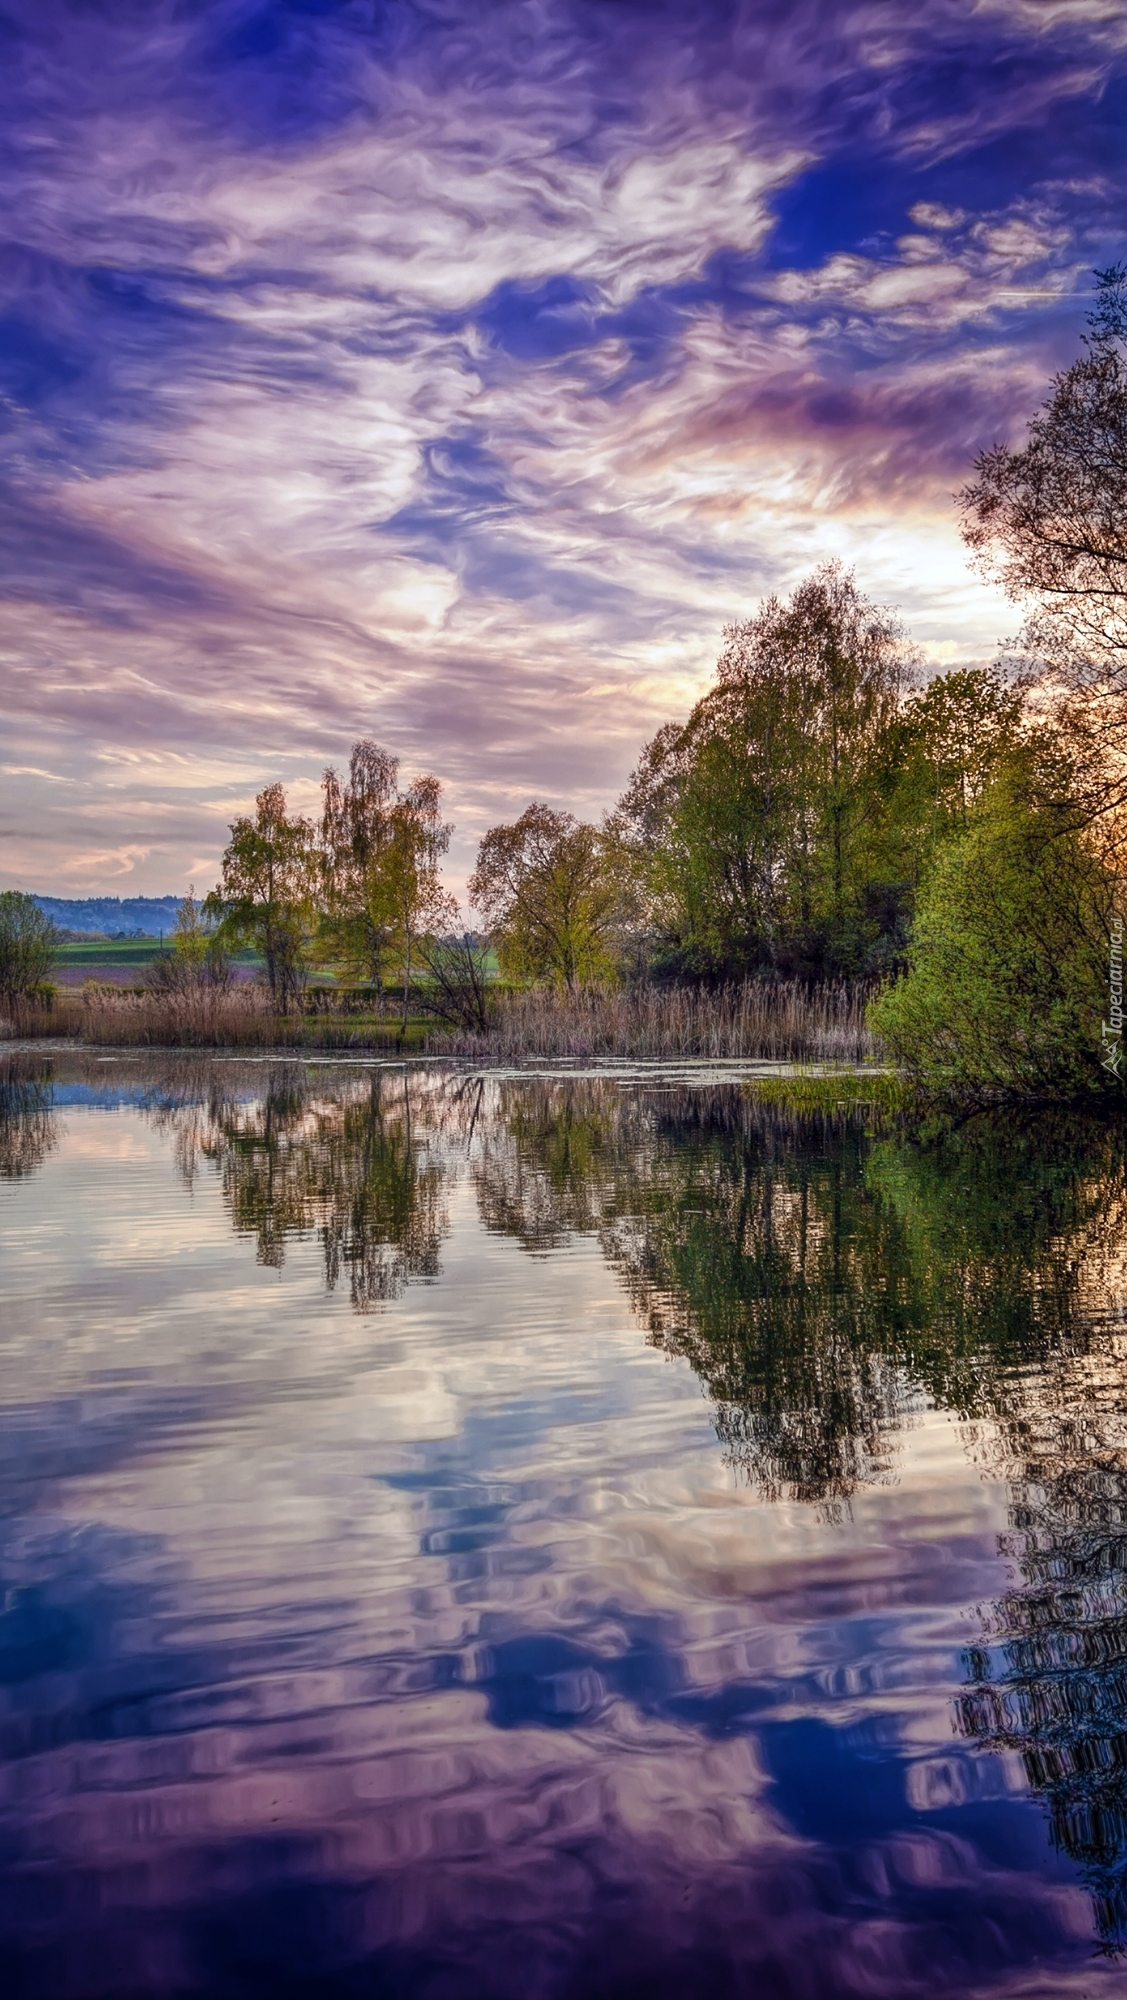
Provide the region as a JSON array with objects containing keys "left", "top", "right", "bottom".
[{"left": 401, "top": 929, "right": 412, "bottom": 1034}]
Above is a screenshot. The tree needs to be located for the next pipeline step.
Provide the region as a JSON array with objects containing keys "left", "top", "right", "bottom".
[
  {"left": 414, "top": 929, "right": 494, "bottom": 1034},
  {"left": 619, "top": 662, "right": 801, "bottom": 978},
  {"left": 961, "top": 265, "right": 1127, "bottom": 694},
  {"left": 470, "top": 803, "right": 621, "bottom": 992},
  {"left": 208, "top": 784, "right": 316, "bottom": 1013},
  {"left": 870, "top": 746, "right": 1116, "bottom": 1098},
  {"left": 0, "top": 891, "right": 57, "bottom": 1003},
  {"left": 319, "top": 743, "right": 452, "bottom": 1022},
  {"left": 617, "top": 563, "right": 914, "bottom": 979},
  {"left": 145, "top": 888, "right": 230, "bottom": 995},
  {"left": 383, "top": 774, "right": 454, "bottom": 1029},
  {"left": 320, "top": 742, "right": 452, "bottom": 1022},
  {"left": 319, "top": 740, "right": 401, "bottom": 993},
  {"left": 882, "top": 667, "right": 1028, "bottom": 893}
]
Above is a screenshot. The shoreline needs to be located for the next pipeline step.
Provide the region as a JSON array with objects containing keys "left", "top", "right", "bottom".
[
  {"left": 7, "top": 1042, "right": 1120, "bottom": 1113},
  {"left": 0, "top": 1037, "right": 890, "bottom": 1078}
]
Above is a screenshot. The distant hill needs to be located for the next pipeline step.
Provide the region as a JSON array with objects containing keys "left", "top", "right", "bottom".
[{"left": 25, "top": 894, "right": 185, "bottom": 937}]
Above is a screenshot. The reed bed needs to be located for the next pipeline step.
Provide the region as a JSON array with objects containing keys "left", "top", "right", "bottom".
[
  {"left": 0, "top": 985, "right": 404, "bottom": 1050},
  {"left": 1, "top": 977, "right": 880, "bottom": 1063},
  {"left": 428, "top": 980, "right": 879, "bottom": 1064}
]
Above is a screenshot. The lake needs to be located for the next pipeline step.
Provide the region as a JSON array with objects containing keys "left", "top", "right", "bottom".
[{"left": 1, "top": 1052, "right": 1126, "bottom": 1998}]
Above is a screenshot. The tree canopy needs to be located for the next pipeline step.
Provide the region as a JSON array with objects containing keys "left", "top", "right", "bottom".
[
  {"left": 617, "top": 565, "right": 924, "bottom": 979},
  {"left": 208, "top": 783, "right": 317, "bottom": 1013},
  {"left": 961, "top": 264, "right": 1127, "bottom": 694},
  {"left": 320, "top": 741, "right": 452, "bottom": 1023},
  {"left": 0, "top": 892, "right": 58, "bottom": 1004},
  {"left": 470, "top": 803, "right": 622, "bottom": 992}
]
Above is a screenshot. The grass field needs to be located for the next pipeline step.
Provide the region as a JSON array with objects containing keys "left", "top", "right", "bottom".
[
  {"left": 52, "top": 938, "right": 261, "bottom": 985},
  {"left": 55, "top": 936, "right": 167, "bottom": 965},
  {"left": 54, "top": 937, "right": 260, "bottom": 965}
]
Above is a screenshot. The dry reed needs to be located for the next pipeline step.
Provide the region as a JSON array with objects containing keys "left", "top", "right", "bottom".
[
  {"left": 0, "top": 977, "right": 880, "bottom": 1063},
  {"left": 427, "top": 980, "right": 879, "bottom": 1063},
  {"left": 1, "top": 985, "right": 394, "bottom": 1050}
]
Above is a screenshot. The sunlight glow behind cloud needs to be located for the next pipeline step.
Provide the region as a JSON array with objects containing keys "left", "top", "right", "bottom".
[{"left": 1, "top": 0, "right": 1126, "bottom": 892}]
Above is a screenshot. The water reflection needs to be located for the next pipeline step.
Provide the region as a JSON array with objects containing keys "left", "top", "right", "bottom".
[
  {"left": 475, "top": 1085, "right": 1127, "bottom": 1507},
  {"left": 7, "top": 1059, "right": 1127, "bottom": 1499},
  {"left": 153, "top": 1063, "right": 453, "bottom": 1306},
  {"left": 3, "top": 1055, "right": 1127, "bottom": 1988},
  {"left": 474, "top": 1082, "right": 910, "bottom": 1503},
  {"left": 874, "top": 1106, "right": 1127, "bottom": 1952},
  {"left": 0, "top": 1059, "right": 56, "bottom": 1178},
  {"left": 957, "top": 1344, "right": 1127, "bottom": 1952},
  {"left": 472, "top": 1080, "right": 1127, "bottom": 1952}
]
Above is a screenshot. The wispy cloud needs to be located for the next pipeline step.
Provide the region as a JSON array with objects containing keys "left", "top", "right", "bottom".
[{"left": 0, "top": 0, "right": 1125, "bottom": 890}]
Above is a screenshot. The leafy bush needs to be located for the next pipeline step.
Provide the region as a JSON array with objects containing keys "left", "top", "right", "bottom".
[
  {"left": 0, "top": 892, "right": 58, "bottom": 1002},
  {"left": 414, "top": 932, "right": 495, "bottom": 1032},
  {"left": 144, "top": 890, "right": 231, "bottom": 996},
  {"left": 870, "top": 768, "right": 1115, "bottom": 1097}
]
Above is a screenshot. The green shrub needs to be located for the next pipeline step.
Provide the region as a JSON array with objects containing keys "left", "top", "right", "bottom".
[
  {"left": 0, "top": 892, "right": 58, "bottom": 1002},
  {"left": 870, "top": 769, "right": 1116, "bottom": 1098}
]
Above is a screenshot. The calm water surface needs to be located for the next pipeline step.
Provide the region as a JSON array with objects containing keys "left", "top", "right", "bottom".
[{"left": 2, "top": 1054, "right": 1127, "bottom": 1998}]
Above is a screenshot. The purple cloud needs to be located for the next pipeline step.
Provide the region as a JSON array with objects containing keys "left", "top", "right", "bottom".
[{"left": 0, "top": 0, "right": 1125, "bottom": 891}]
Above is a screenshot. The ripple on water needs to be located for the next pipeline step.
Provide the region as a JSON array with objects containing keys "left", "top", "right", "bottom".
[{"left": 0, "top": 1057, "right": 1124, "bottom": 1995}]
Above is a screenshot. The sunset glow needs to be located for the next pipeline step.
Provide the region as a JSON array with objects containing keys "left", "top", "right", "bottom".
[{"left": 3, "top": 0, "right": 1126, "bottom": 892}]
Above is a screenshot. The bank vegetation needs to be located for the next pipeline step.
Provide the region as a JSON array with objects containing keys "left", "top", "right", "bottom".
[{"left": 5, "top": 269, "right": 1127, "bottom": 1095}]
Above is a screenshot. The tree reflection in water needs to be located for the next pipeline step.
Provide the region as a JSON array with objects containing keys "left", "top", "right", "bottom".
[
  {"left": 475, "top": 1080, "right": 918, "bottom": 1503},
  {"left": 476, "top": 1086, "right": 1127, "bottom": 1498},
  {"left": 476, "top": 1081, "right": 1127, "bottom": 1945},
  {"left": 0, "top": 1060, "right": 56, "bottom": 1179},
  {"left": 952, "top": 1254, "right": 1127, "bottom": 1950},
  {"left": 876, "top": 1115, "right": 1127, "bottom": 1950},
  {"left": 10, "top": 1054, "right": 1127, "bottom": 1947},
  {"left": 158, "top": 1063, "right": 454, "bottom": 1309},
  {"left": 958, "top": 1440, "right": 1127, "bottom": 1953}
]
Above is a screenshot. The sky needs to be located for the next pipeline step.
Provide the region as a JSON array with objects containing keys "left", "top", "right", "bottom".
[{"left": 2, "top": 0, "right": 1127, "bottom": 899}]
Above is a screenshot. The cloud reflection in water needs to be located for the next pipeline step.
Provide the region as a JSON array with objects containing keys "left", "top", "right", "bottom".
[{"left": 0, "top": 1058, "right": 1125, "bottom": 1992}]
